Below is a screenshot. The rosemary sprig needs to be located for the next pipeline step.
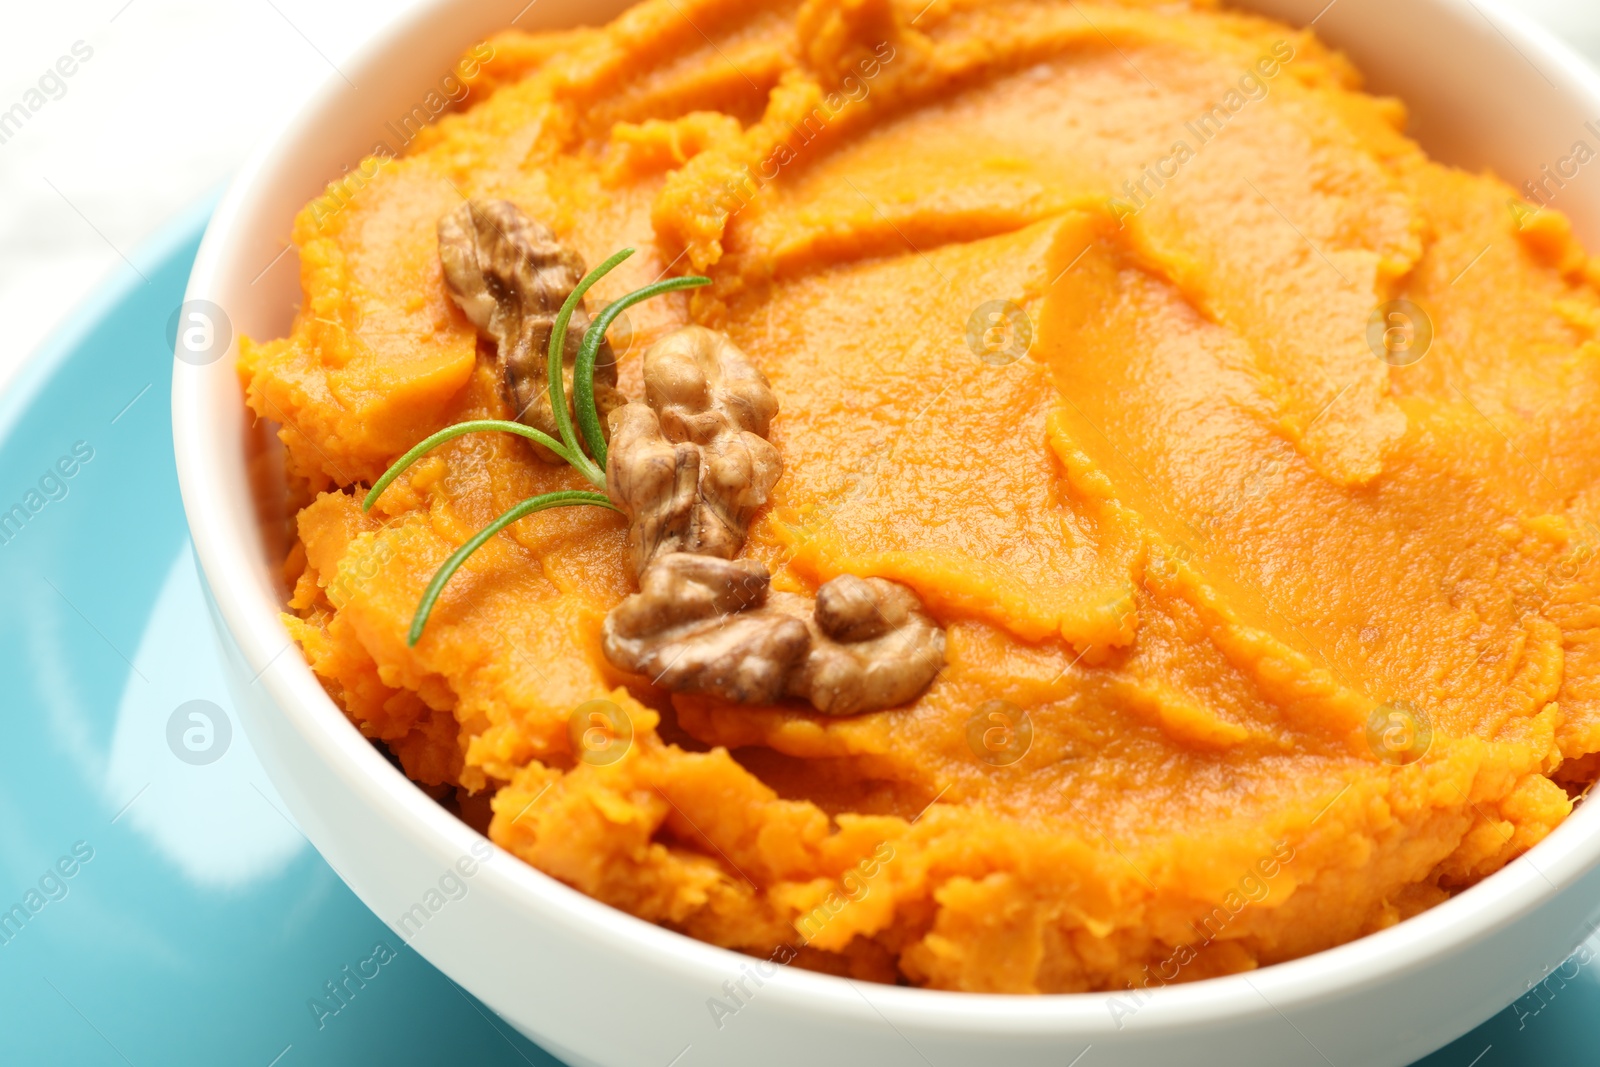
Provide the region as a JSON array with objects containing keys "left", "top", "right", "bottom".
[{"left": 360, "top": 246, "right": 710, "bottom": 645}]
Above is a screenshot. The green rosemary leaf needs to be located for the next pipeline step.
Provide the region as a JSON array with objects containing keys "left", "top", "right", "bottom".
[
  {"left": 362, "top": 419, "right": 590, "bottom": 513},
  {"left": 575, "top": 274, "right": 712, "bottom": 470},
  {"left": 548, "top": 248, "right": 633, "bottom": 484},
  {"left": 408, "top": 489, "right": 619, "bottom": 645}
]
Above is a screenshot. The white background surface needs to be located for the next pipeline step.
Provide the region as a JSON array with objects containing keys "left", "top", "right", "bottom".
[{"left": 0, "top": 0, "right": 1597, "bottom": 397}]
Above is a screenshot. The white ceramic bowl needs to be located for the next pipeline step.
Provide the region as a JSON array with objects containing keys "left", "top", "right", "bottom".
[{"left": 172, "top": 1, "right": 1600, "bottom": 1063}]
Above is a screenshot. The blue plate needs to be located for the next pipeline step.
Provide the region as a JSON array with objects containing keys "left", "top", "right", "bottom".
[{"left": 0, "top": 203, "right": 1593, "bottom": 1066}]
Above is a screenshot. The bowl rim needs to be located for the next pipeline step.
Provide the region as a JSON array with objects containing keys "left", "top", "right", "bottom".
[{"left": 171, "top": 0, "right": 1600, "bottom": 1039}]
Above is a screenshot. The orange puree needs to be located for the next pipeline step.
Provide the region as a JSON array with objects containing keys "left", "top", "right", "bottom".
[{"left": 241, "top": 0, "right": 1600, "bottom": 992}]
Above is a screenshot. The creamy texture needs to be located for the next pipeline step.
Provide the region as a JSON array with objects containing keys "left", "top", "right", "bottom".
[{"left": 242, "top": 0, "right": 1600, "bottom": 992}]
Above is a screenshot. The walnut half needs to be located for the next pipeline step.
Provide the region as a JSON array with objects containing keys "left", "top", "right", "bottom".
[
  {"left": 602, "top": 554, "right": 945, "bottom": 715},
  {"left": 437, "top": 199, "right": 624, "bottom": 461},
  {"left": 607, "top": 325, "right": 782, "bottom": 576}
]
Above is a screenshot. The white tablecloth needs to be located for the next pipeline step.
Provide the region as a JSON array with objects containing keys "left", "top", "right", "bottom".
[{"left": 1, "top": 0, "right": 1596, "bottom": 395}]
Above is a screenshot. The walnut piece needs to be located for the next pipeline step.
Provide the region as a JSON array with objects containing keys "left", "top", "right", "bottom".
[
  {"left": 603, "top": 555, "right": 945, "bottom": 715},
  {"left": 783, "top": 575, "right": 946, "bottom": 715},
  {"left": 437, "top": 199, "right": 624, "bottom": 461},
  {"left": 607, "top": 325, "right": 782, "bottom": 575}
]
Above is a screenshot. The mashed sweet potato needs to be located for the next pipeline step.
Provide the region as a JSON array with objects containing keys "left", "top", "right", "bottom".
[{"left": 241, "top": 0, "right": 1600, "bottom": 993}]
